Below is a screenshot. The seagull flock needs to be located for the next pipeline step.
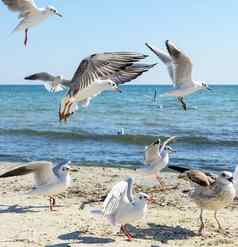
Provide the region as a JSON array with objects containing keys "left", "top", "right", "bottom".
[{"left": 1, "top": 0, "right": 238, "bottom": 242}]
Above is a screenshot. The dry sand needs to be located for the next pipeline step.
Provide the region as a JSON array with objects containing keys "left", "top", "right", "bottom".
[{"left": 0, "top": 162, "right": 237, "bottom": 247}]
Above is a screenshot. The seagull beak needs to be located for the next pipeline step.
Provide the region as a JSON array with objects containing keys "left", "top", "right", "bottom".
[
  {"left": 55, "top": 12, "right": 63, "bottom": 17},
  {"left": 228, "top": 177, "right": 234, "bottom": 182},
  {"left": 69, "top": 166, "right": 79, "bottom": 172}
]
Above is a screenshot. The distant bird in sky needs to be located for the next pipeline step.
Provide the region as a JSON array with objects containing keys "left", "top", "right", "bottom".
[
  {"left": 145, "top": 40, "right": 211, "bottom": 111},
  {"left": 169, "top": 165, "right": 236, "bottom": 236},
  {"left": 91, "top": 177, "right": 152, "bottom": 241},
  {"left": 25, "top": 52, "right": 156, "bottom": 122},
  {"left": 2, "top": 0, "right": 62, "bottom": 47},
  {"left": 137, "top": 136, "right": 176, "bottom": 187},
  {"left": 0, "top": 161, "right": 76, "bottom": 211}
]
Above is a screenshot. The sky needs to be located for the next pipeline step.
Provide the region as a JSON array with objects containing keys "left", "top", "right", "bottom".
[{"left": 0, "top": 0, "right": 238, "bottom": 84}]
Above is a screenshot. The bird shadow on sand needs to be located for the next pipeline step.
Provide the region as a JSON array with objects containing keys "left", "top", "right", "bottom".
[
  {"left": 0, "top": 204, "right": 63, "bottom": 214},
  {"left": 45, "top": 231, "right": 115, "bottom": 246},
  {"left": 129, "top": 223, "right": 196, "bottom": 243}
]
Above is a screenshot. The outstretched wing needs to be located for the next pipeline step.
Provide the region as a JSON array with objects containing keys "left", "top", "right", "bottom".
[
  {"left": 165, "top": 40, "right": 193, "bottom": 85},
  {"left": 2, "top": 0, "right": 38, "bottom": 17},
  {"left": 71, "top": 52, "right": 148, "bottom": 90},
  {"left": 0, "top": 161, "right": 57, "bottom": 186},
  {"left": 103, "top": 180, "right": 128, "bottom": 216},
  {"left": 146, "top": 43, "right": 175, "bottom": 83},
  {"left": 25, "top": 72, "right": 70, "bottom": 92},
  {"left": 160, "top": 136, "right": 176, "bottom": 153}
]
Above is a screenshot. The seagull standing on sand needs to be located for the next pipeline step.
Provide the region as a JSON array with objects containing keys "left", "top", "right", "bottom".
[
  {"left": 1, "top": 0, "right": 62, "bottom": 47},
  {"left": 168, "top": 165, "right": 236, "bottom": 236},
  {"left": 137, "top": 136, "right": 176, "bottom": 186},
  {"left": 25, "top": 52, "right": 156, "bottom": 122},
  {"left": 0, "top": 161, "right": 75, "bottom": 211},
  {"left": 145, "top": 41, "right": 211, "bottom": 110},
  {"left": 91, "top": 177, "right": 152, "bottom": 241}
]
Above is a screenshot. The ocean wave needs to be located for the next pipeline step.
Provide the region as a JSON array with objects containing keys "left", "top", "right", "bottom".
[{"left": 1, "top": 128, "right": 238, "bottom": 146}]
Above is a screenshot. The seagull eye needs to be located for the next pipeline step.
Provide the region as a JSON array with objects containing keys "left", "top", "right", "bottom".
[{"left": 139, "top": 196, "right": 142, "bottom": 200}]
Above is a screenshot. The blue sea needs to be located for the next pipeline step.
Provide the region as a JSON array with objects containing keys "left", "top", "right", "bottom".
[{"left": 0, "top": 85, "right": 237, "bottom": 172}]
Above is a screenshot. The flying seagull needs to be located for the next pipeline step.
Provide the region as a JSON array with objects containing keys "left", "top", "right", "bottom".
[
  {"left": 145, "top": 41, "right": 211, "bottom": 110},
  {"left": 137, "top": 136, "right": 176, "bottom": 188},
  {"left": 0, "top": 161, "right": 76, "bottom": 211},
  {"left": 91, "top": 177, "right": 152, "bottom": 241},
  {"left": 169, "top": 165, "right": 236, "bottom": 236},
  {"left": 25, "top": 52, "right": 156, "bottom": 122},
  {"left": 2, "top": 0, "right": 62, "bottom": 47}
]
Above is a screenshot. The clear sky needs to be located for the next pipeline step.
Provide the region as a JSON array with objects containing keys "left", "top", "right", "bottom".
[{"left": 0, "top": 0, "right": 237, "bottom": 84}]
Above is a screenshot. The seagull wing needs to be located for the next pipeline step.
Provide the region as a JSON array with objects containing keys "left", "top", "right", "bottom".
[
  {"left": 25, "top": 72, "right": 70, "bottom": 92},
  {"left": 0, "top": 161, "right": 58, "bottom": 186},
  {"left": 111, "top": 63, "right": 156, "bottom": 85},
  {"left": 70, "top": 52, "right": 148, "bottom": 92},
  {"left": 144, "top": 139, "right": 161, "bottom": 165},
  {"left": 145, "top": 43, "right": 175, "bottom": 83},
  {"left": 183, "top": 170, "right": 215, "bottom": 187},
  {"left": 25, "top": 72, "right": 58, "bottom": 82},
  {"left": 165, "top": 40, "right": 193, "bottom": 85},
  {"left": 160, "top": 136, "right": 176, "bottom": 153},
  {"left": 103, "top": 180, "right": 129, "bottom": 216},
  {"left": 2, "top": 0, "right": 38, "bottom": 17},
  {"left": 233, "top": 164, "right": 238, "bottom": 194}
]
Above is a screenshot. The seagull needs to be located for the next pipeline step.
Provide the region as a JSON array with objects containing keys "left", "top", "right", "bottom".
[
  {"left": 2, "top": 0, "right": 62, "bottom": 47},
  {"left": 0, "top": 161, "right": 76, "bottom": 211},
  {"left": 145, "top": 41, "right": 211, "bottom": 111},
  {"left": 91, "top": 177, "right": 152, "bottom": 241},
  {"left": 25, "top": 52, "right": 156, "bottom": 122},
  {"left": 168, "top": 165, "right": 236, "bottom": 236},
  {"left": 136, "top": 136, "right": 176, "bottom": 187}
]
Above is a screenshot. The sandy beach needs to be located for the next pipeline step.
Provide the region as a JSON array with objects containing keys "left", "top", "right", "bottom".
[{"left": 0, "top": 162, "right": 237, "bottom": 247}]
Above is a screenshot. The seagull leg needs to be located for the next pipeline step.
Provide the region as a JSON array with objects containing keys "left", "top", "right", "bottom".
[
  {"left": 214, "top": 211, "right": 223, "bottom": 232},
  {"left": 24, "top": 29, "right": 28, "bottom": 47},
  {"left": 156, "top": 172, "right": 166, "bottom": 190},
  {"left": 52, "top": 197, "right": 56, "bottom": 207},
  {"left": 198, "top": 209, "right": 207, "bottom": 236},
  {"left": 49, "top": 197, "right": 53, "bottom": 211},
  {"left": 177, "top": 97, "right": 187, "bottom": 111},
  {"left": 120, "top": 225, "right": 133, "bottom": 241}
]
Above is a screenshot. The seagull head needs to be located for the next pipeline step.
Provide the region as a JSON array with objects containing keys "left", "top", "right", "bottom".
[
  {"left": 46, "top": 5, "right": 63, "bottom": 17},
  {"left": 218, "top": 171, "right": 233, "bottom": 185},
  {"left": 138, "top": 192, "right": 155, "bottom": 204},
  {"left": 201, "top": 82, "right": 211, "bottom": 91},
  {"left": 104, "top": 80, "right": 122, "bottom": 93},
  {"left": 58, "top": 161, "right": 78, "bottom": 175}
]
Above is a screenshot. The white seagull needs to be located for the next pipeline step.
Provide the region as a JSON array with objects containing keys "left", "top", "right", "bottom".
[
  {"left": 25, "top": 52, "right": 156, "bottom": 122},
  {"left": 91, "top": 177, "right": 152, "bottom": 241},
  {"left": 169, "top": 165, "right": 237, "bottom": 236},
  {"left": 0, "top": 161, "right": 76, "bottom": 211},
  {"left": 2, "top": 0, "right": 62, "bottom": 47},
  {"left": 145, "top": 41, "right": 211, "bottom": 110},
  {"left": 137, "top": 136, "right": 176, "bottom": 186}
]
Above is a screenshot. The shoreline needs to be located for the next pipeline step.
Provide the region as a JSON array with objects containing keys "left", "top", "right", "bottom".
[{"left": 0, "top": 162, "right": 237, "bottom": 246}]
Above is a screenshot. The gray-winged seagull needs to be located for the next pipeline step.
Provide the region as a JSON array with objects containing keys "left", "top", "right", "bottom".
[
  {"left": 2, "top": 0, "right": 62, "bottom": 47},
  {"left": 145, "top": 40, "right": 211, "bottom": 110},
  {"left": 25, "top": 52, "right": 156, "bottom": 122},
  {"left": 168, "top": 165, "right": 236, "bottom": 236},
  {"left": 0, "top": 161, "right": 76, "bottom": 211},
  {"left": 91, "top": 177, "right": 153, "bottom": 241}
]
